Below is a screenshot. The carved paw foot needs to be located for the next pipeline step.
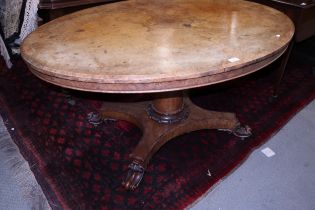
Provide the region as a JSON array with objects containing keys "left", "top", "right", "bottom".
[
  {"left": 232, "top": 124, "right": 252, "bottom": 139},
  {"left": 122, "top": 161, "right": 145, "bottom": 190}
]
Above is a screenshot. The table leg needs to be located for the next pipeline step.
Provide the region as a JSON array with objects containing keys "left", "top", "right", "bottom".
[
  {"left": 100, "top": 92, "right": 251, "bottom": 190},
  {"left": 272, "top": 40, "right": 294, "bottom": 98}
]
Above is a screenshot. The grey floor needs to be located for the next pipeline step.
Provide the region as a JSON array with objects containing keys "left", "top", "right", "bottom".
[
  {"left": 190, "top": 99, "right": 315, "bottom": 210},
  {"left": 0, "top": 99, "right": 315, "bottom": 210}
]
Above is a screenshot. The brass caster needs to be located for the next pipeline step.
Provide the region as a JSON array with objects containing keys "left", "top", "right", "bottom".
[
  {"left": 232, "top": 124, "right": 252, "bottom": 139},
  {"left": 87, "top": 112, "right": 103, "bottom": 126}
]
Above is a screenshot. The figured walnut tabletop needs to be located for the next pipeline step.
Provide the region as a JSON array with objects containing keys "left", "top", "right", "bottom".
[
  {"left": 21, "top": 0, "right": 294, "bottom": 189},
  {"left": 21, "top": 0, "right": 294, "bottom": 93}
]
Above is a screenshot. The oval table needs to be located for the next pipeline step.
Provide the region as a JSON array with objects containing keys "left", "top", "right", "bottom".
[{"left": 21, "top": 0, "right": 294, "bottom": 190}]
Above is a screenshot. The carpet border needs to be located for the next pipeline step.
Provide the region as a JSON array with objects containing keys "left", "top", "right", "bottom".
[{"left": 0, "top": 96, "right": 70, "bottom": 210}]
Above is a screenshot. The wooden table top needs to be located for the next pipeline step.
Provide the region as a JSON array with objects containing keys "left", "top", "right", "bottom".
[{"left": 21, "top": 0, "right": 294, "bottom": 93}]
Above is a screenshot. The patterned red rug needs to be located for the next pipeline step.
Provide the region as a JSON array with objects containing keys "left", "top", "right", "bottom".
[{"left": 0, "top": 38, "right": 315, "bottom": 210}]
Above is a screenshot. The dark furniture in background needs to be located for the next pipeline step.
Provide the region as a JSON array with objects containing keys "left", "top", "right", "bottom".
[
  {"left": 39, "top": 0, "right": 113, "bottom": 9},
  {"left": 250, "top": 0, "right": 315, "bottom": 96},
  {"left": 38, "top": 0, "right": 120, "bottom": 22},
  {"left": 251, "top": 0, "right": 315, "bottom": 42}
]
